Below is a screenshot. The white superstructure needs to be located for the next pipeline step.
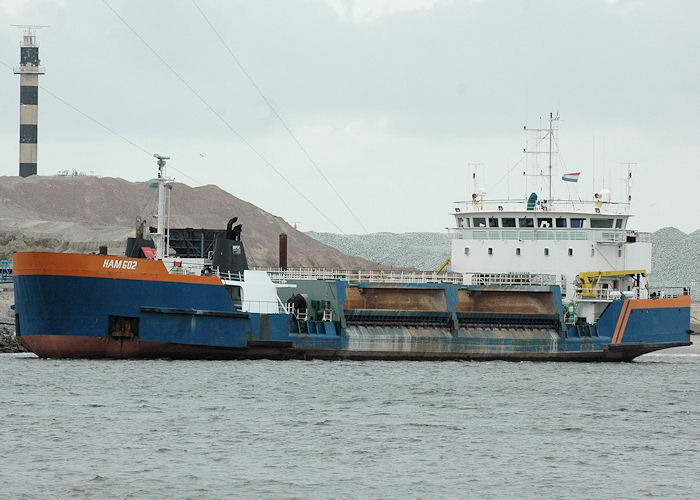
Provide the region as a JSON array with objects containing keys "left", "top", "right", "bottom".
[{"left": 448, "top": 114, "right": 652, "bottom": 323}]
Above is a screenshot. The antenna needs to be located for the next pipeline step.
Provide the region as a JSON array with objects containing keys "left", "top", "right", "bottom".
[
  {"left": 153, "top": 153, "right": 170, "bottom": 177},
  {"left": 523, "top": 112, "right": 559, "bottom": 205},
  {"left": 467, "top": 162, "right": 483, "bottom": 210},
  {"left": 621, "top": 162, "right": 637, "bottom": 213}
]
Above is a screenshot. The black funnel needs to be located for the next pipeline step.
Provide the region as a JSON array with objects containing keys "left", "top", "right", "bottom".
[
  {"left": 212, "top": 217, "right": 248, "bottom": 275},
  {"left": 125, "top": 237, "right": 155, "bottom": 258}
]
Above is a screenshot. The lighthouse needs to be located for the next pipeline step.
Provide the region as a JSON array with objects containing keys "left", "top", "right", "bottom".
[{"left": 13, "top": 26, "right": 46, "bottom": 177}]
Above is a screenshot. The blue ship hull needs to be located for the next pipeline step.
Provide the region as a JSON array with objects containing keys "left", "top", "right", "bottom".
[{"left": 13, "top": 252, "right": 692, "bottom": 361}]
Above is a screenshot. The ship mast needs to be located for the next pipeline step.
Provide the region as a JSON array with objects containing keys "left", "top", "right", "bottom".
[
  {"left": 152, "top": 154, "right": 173, "bottom": 260},
  {"left": 621, "top": 162, "right": 636, "bottom": 214},
  {"left": 548, "top": 112, "right": 553, "bottom": 201},
  {"left": 524, "top": 112, "right": 559, "bottom": 206}
]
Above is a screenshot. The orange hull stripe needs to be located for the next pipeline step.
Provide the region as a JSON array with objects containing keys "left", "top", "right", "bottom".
[
  {"left": 627, "top": 296, "right": 691, "bottom": 309},
  {"left": 12, "top": 251, "right": 222, "bottom": 285},
  {"left": 616, "top": 301, "right": 634, "bottom": 344},
  {"left": 611, "top": 300, "right": 629, "bottom": 344},
  {"left": 612, "top": 296, "right": 690, "bottom": 345}
]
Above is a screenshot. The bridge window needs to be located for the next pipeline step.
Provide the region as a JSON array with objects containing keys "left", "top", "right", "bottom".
[
  {"left": 488, "top": 217, "right": 499, "bottom": 227},
  {"left": 570, "top": 218, "right": 584, "bottom": 228},
  {"left": 555, "top": 218, "right": 567, "bottom": 228},
  {"left": 590, "top": 218, "right": 614, "bottom": 229},
  {"left": 473, "top": 217, "right": 486, "bottom": 228},
  {"left": 615, "top": 218, "right": 623, "bottom": 229},
  {"left": 538, "top": 217, "right": 552, "bottom": 228},
  {"left": 502, "top": 217, "right": 516, "bottom": 227},
  {"left": 519, "top": 217, "right": 534, "bottom": 228},
  {"left": 457, "top": 217, "right": 464, "bottom": 228}
]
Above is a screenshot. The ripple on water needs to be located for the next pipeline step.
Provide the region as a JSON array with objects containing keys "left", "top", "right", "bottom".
[{"left": 0, "top": 352, "right": 698, "bottom": 498}]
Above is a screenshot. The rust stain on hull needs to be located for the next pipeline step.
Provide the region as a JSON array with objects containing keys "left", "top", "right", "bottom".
[
  {"left": 19, "top": 334, "right": 689, "bottom": 362},
  {"left": 343, "top": 287, "right": 448, "bottom": 312},
  {"left": 456, "top": 290, "right": 555, "bottom": 315}
]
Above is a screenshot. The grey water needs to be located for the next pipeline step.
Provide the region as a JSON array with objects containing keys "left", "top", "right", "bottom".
[{"left": 1, "top": 353, "right": 698, "bottom": 499}]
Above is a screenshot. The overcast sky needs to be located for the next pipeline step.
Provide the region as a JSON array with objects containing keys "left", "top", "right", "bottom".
[{"left": 0, "top": 0, "right": 698, "bottom": 234}]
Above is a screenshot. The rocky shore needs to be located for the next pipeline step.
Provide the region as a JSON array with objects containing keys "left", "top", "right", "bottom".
[
  {"left": 0, "top": 285, "right": 24, "bottom": 353},
  {"left": 0, "top": 327, "right": 25, "bottom": 353}
]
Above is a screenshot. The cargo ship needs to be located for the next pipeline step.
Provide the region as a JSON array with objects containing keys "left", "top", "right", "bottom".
[{"left": 12, "top": 118, "right": 692, "bottom": 360}]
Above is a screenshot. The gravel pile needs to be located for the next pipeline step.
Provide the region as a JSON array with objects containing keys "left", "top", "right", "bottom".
[
  {"left": 308, "top": 227, "right": 700, "bottom": 288},
  {"left": 650, "top": 228, "right": 700, "bottom": 288},
  {"left": 306, "top": 232, "right": 451, "bottom": 271}
]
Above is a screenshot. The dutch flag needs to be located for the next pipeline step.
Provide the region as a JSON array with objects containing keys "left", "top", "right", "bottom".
[{"left": 562, "top": 172, "right": 581, "bottom": 183}]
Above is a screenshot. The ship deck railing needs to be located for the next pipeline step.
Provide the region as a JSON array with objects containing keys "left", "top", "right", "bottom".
[
  {"left": 453, "top": 198, "right": 632, "bottom": 214},
  {"left": 647, "top": 286, "right": 692, "bottom": 299},
  {"left": 573, "top": 288, "right": 630, "bottom": 302},
  {"left": 254, "top": 267, "right": 558, "bottom": 287},
  {"left": 256, "top": 267, "right": 464, "bottom": 284},
  {"left": 239, "top": 299, "right": 289, "bottom": 314},
  {"left": 448, "top": 227, "right": 651, "bottom": 243},
  {"left": 464, "top": 272, "right": 557, "bottom": 286},
  {"left": 166, "top": 263, "right": 558, "bottom": 288},
  {"left": 573, "top": 286, "right": 691, "bottom": 302}
]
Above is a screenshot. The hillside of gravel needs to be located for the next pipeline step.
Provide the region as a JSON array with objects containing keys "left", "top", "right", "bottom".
[
  {"left": 650, "top": 227, "right": 700, "bottom": 288},
  {"left": 306, "top": 232, "right": 452, "bottom": 271},
  {"left": 0, "top": 175, "right": 379, "bottom": 269},
  {"left": 307, "top": 227, "right": 700, "bottom": 288}
]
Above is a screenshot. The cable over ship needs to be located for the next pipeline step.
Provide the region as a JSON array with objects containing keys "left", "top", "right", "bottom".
[{"left": 12, "top": 119, "right": 692, "bottom": 361}]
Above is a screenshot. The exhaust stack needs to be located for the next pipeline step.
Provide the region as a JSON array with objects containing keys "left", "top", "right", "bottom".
[{"left": 279, "top": 233, "right": 288, "bottom": 270}]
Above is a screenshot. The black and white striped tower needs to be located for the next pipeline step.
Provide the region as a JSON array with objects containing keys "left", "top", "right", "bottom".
[{"left": 13, "top": 26, "right": 46, "bottom": 177}]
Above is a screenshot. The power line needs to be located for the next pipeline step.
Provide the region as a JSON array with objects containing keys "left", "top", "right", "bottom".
[
  {"left": 191, "top": 0, "right": 368, "bottom": 233},
  {"left": 102, "top": 0, "right": 345, "bottom": 233}
]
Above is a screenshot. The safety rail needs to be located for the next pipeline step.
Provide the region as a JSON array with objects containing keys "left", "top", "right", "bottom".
[
  {"left": 573, "top": 287, "right": 646, "bottom": 301},
  {"left": 169, "top": 263, "right": 556, "bottom": 288},
  {"left": 464, "top": 272, "right": 557, "bottom": 286},
  {"left": 448, "top": 228, "right": 651, "bottom": 243},
  {"left": 0, "top": 261, "right": 12, "bottom": 283},
  {"left": 648, "top": 287, "right": 691, "bottom": 299},
  {"left": 255, "top": 267, "right": 465, "bottom": 284},
  {"left": 453, "top": 198, "right": 632, "bottom": 214},
  {"left": 218, "top": 270, "right": 244, "bottom": 281},
  {"left": 240, "top": 299, "right": 289, "bottom": 314},
  {"left": 573, "top": 286, "right": 691, "bottom": 302},
  {"left": 253, "top": 267, "right": 557, "bottom": 287}
]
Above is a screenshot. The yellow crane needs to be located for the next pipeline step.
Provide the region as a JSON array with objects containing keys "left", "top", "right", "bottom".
[
  {"left": 435, "top": 257, "right": 451, "bottom": 274},
  {"left": 576, "top": 269, "right": 647, "bottom": 298}
]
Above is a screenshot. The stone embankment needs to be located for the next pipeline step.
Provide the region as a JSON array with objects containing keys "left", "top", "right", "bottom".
[{"left": 0, "top": 285, "right": 24, "bottom": 352}]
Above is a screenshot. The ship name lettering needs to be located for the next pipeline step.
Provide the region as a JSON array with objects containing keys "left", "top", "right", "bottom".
[{"left": 103, "top": 259, "right": 138, "bottom": 270}]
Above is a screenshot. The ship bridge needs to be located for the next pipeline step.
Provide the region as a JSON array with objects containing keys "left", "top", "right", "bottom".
[{"left": 447, "top": 197, "right": 652, "bottom": 303}]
